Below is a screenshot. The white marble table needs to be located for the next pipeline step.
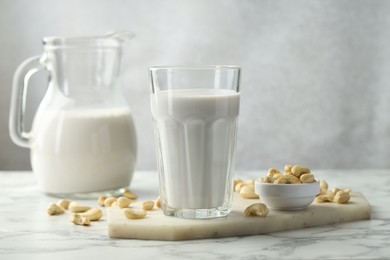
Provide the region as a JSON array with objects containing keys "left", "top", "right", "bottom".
[{"left": 0, "top": 170, "right": 389, "bottom": 260}]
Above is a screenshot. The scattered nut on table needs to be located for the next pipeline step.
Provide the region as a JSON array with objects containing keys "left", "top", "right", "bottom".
[
  {"left": 123, "top": 208, "right": 147, "bottom": 219},
  {"left": 103, "top": 197, "right": 117, "bottom": 207},
  {"left": 123, "top": 189, "right": 138, "bottom": 200},
  {"left": 315, "top": 180, "right": 352, "bottom": 204},
  {"left": 142, "top": 200, "right": 155, "bottom": 210},
  {"left": 239, "top": 184, "right": 259, "bottom": 199},
  {"left": 79, "top": 208, "right": 103, "bottom": 221},
  {"left": 244, "top": 203, "right": 269, "bottom": 217},
  {"left": 334, "top": 191, "right": 350, "bottom": 204},
  {"left": 69, "top": 202, "right": 91, "bottom": 213},
  {"left": 234, "top": 178, "right": 243, "bottom": 190},
  {"left": 47, "top": 203, "right": 65, "bottom": 215},
  {"left": 97, "top": 196, "right": 107, "bottom": 207},
  {"left": 315, "top": 192, "right": 334, "bottom": 203},
  {"left": 57, "top": 199, "right": 70, "bottom": 210},
  {"left": 156, "top": 196, "right": 161, "bottom": 208},
  {"left": 117, "top": 197, "right": 132, "bottom": 208},
  {"left": 71, "top": 213, "right": 90, "bottom": 226}
]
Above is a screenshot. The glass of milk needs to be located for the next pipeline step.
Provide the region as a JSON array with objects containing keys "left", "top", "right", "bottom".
[{"left": 150, "top": 66, "right": 240, "bottom": 218}]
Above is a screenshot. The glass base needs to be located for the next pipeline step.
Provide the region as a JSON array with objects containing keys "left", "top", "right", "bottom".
[
  {"left": 45, "top": 187, "right": 128, "bottom": 200},
  {"left": 162, "top": 202, "right": 232, "bottom": 219}
]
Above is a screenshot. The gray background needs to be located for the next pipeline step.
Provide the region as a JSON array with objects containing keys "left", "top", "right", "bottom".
[{"left": 1, "top": 0, "right": 390, "bottom": 171}]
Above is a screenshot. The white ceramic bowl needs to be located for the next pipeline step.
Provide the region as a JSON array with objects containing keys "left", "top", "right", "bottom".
[{"left": 254, "top": 181, "right": 320, "bottom": 210}]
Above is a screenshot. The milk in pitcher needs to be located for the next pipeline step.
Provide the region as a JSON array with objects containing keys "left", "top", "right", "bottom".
[{"left": 30, "top": 107, "right": 137, "bottom": 194}]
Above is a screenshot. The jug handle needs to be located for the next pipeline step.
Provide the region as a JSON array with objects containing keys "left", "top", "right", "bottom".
[{"left": 9, "top": 55, "right": 45, "bottom": 148}]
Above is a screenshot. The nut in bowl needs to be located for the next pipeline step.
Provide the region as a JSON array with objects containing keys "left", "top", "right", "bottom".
[
  {"left": 254, "top": 165, "right": 320, "bottom": 210},
  {"left": 255, "top": 181, "right": 320, "bottom": 210}
]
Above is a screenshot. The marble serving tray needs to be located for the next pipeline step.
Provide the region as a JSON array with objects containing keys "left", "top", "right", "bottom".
[{"left": 107, "top": 192, "right": 371, "bottom": 241}]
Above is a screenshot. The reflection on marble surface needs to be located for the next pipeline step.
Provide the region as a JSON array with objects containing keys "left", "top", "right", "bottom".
[{"left": 0, "top": 170, "right": 389, "bottom": 259}]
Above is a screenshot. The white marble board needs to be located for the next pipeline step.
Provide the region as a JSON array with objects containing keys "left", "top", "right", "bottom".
[{"left": 107, "top": 192, "right": 371, "bottom": 241}]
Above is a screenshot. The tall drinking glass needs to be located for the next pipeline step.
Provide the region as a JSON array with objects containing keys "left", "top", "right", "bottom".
[{"left": 150, "top": 66, "right": 241, "bottom": 218}]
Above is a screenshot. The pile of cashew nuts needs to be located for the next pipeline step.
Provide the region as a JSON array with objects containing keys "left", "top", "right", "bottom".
[
  {"left": 47, "top": 189, "right": 160, "bottom": 225},
  {"left": 236, "top": 164, "right": 352, "bottom": 218}
]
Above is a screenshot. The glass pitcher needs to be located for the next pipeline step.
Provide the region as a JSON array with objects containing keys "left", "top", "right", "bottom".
[{"left": 9, "top": 31, "right": 137, "bottom": 198}]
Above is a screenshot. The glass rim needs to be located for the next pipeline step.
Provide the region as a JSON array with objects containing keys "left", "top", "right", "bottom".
[
  {"left": 43, "top": 37, "right": 120, "bottom": 50},
  {"left": 149, "top": 65, "right": 241, "bottom": 71},
  {"left": 42, "top": 31, "right": 134, "bottom": 50}
]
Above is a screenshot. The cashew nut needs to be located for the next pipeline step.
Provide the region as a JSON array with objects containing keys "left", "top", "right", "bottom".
[
  {"left": 315, "top": 192, "right": 334, "bottom": 203},
  {"left": 291, "top": 165, "right": 310, "bottom": 178},
  {"left": 258, "top": 176, "right": 272, "bottom": 183},
  {"left": 267, "top": 168, "right": 280, "bottom": 177},
  {"left": 332, "top": 187, "right": 352, "bottom": 195},
  {"left": 104, "top": 197, "right": 117, "bottom": 207},
  {"left": 79, "top": 208, "right": 102, "bottom": 221},
  {"left": 117, "top": 197, "right": 132, "bottom": 208},
  {"left": 156, "top": 196, "right": 161, "bottom": 208},
  {"left": 97, "top": 196, "right": 107, "bottom": 207},
  {"left": 300, "top": 173, "right": 315, "bottom": 183},
  {"left": 71, "top": 213, "right": 90, "bottom": 226},
  {"left": 123, "top": 208, "right": 147, "bottom": 219},
  {"left": 274, "top": 175, "right": 301, "bottom": 184},
  {"left": 271, "top": 173, "right": 283, "bottom": 182},
  {"left": 334, "top": 191, "right": 350, "bottom": 204},
  {"left": 142, "top": 200, "right": 155, "bottom": 210},
  {"left": 243, "top": 179, "right": 255, "bottom": 185},
  {"left": 123, "top": 189, "right": 138, "bottom": 200},
  {"left": 239, "top": 185, "right": 259, "bottom": 199},
  {"left": 343, "top": 188, "right": 352, "bottom": 194},
  {"left": 235, "top": 179, "right": 254, "bottom": 192},
  {"left": 57, "top": 199, "right": 70, "bottom": 210},
  {"left": 47, "top": 203, "right": 65, "bottom": 215},
  {"left": 244, "top": 203, "right": 269, "bottom": 217},
  {"left": 320, "top": 180, "right": 328, "bottom": 194},
  {"left": 284, "top": 164, "right": 293, "bottom": 174},
  {"left": 234, "top": 178, "right": 243, "bottom": 190},
  {"left": 331, "top": 187, "right": 340, "bottom": 195},
  {"left": 234, "top": 182, "right": 245, "bottom": 192},
  {"left": 69, "top": 202, "right": 91, "bottom": 213}
]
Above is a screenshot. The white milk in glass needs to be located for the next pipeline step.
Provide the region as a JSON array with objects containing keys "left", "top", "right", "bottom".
[
  {"left": 151, "top": 89, "right": 240, "bottom": 209},
  {"left": 30, "top": 107, "right": 137, "bottom": 194}
]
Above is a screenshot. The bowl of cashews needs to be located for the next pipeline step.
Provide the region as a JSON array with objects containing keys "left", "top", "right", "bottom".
[{"left": 254, "top": 165, "right": 320, "bottom": 210}]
